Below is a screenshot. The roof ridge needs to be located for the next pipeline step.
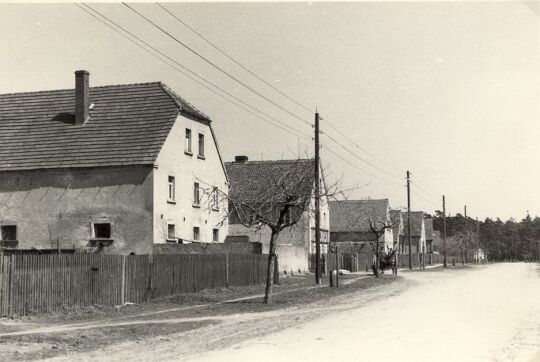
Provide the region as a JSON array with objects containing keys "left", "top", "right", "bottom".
[
  {"left": 158, "top": 82, "right": 211, "bottom": 121},
  {"left": 329, "top": 198, "right": 389, "bottom": 203},
  {"left": 0, "top": 82, "right": 162, "bottom": 97},
  {"left": 225, "top": 158, "right": 314, "bottom": 165}
]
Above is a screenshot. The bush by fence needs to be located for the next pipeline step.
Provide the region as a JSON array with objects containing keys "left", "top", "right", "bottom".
[{"left": 0, "top": 252, "right": 268, "bottom": 317}]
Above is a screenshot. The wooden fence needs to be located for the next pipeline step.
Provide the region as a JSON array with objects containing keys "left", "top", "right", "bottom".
[
  {"left": 324, "top": 252, "right": 450, "bottom": 273},
  {"left": 0, "top": 253, "right": 268, "bottom": 316}
]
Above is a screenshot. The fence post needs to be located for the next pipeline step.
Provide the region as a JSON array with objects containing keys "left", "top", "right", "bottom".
[
  {"left": 225, "top": 253, "right": 230, "bottom": 288},
  {"left": 335, "top": 248, "right": 339, "bottom": 287},
  {"left": 121, "top": 255, "right": 126, "bottom": 305},
  {"left": 8, "top": 254, "right": 15, "bottom": 316}
]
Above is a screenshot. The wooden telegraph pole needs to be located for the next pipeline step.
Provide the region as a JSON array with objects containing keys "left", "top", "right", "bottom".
[
  {"left": 443, "top": 195, "right": 447, "bottom": 268},
  {"left": 476, "top": 217, "right": 480, "bottom": 263},
  {"left": 314, "top": 112, "right": 321, "bottom": 284},
  {"left": 407, "top": 171, "right": 412, "bottom": 270},
  {"left": 464, "top": 205, "right": 468, "bottom": 264}
]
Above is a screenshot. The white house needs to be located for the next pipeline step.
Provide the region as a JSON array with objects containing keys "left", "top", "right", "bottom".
[{"left": 0, "top": 70, "right": 228, "bottom": 254}]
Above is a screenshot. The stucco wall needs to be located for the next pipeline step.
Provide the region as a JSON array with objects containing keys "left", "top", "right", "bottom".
[
  {"left": 0, "top": 167, "right": 154, "bottom": 254},
  {"left": 228, "top": 210, "right": 311, "bottom": 272},
  {"left": 153, "top": 114, "right": 228, "bottom": 244}
]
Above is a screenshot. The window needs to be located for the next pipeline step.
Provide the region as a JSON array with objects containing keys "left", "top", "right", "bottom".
[
  {"left": 198, "top": 133, "right": 205, "bottom": 158},
  {"left": 93, "top": 223, "right": 111, "bottom": 239},
  {"left": 193, "top": 226, "right": 200, "bottom": 241},
  {"left": 1, "top": 225, "right": 17, "bottom": 241},
  {"left": 212, "top": 228, "right": 219, "bottom": 242},
  {"left": 283, "top": 207, "right": 293, "bottom": 224},
  {"left": 193, "top": 182, "right": 200, "bottom": 206},
  {"left": 185, "top": 128, "right": 192, "bottom": 154},
  {"left": 167, "top": 224, "right": 176, "bottom": 241},
  {"left": 168, "top": 176, "right": 175, "bottom": 202},
  {"left": 212, "top": 186, "right": 219, "bottom": 210}
]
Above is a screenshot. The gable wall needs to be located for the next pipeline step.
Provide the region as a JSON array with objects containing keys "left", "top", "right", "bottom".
[{"left": 153, "top": 114, "right": 228, "bottom": 244}]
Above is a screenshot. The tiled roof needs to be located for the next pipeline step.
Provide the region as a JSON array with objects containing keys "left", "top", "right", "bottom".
[
  {"left": 224, "top": 235, "right": 250, "bottom": 243},
  {"left": 424, "top": 217, "right": 433, "bottom": 240},
  {"left": 225, "top": 159, "right": 315, "bottom": 204},
  {"left": 329, "top": 199, "right": 390, "bottom": 233},
  {"left": 330, "top": 231, "right": 378, "bottom": 243},
  {"left": 0, "top": 82, "right": 209, "bottom": 171},
  {"left": 402, "top": 211, "right": 425, "bottom": 237}
]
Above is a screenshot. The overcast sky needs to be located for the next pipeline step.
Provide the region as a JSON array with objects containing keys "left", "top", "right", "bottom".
[{"left": 0, "top": 2, "right": 538, "bottom": 221}]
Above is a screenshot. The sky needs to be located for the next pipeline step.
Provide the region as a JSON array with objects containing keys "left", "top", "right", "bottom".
[{"left": 0, "top": 2, "right": 538, "bottom": 221}]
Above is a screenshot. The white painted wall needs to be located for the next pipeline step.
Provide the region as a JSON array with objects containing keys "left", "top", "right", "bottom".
[{"left": 153, "top": 114, "right": 228, "bottom": 244}]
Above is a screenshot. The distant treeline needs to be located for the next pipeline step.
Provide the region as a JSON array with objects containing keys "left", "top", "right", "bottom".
[{"left": 429, "top": 212, "right": 540, "bottom": 262}]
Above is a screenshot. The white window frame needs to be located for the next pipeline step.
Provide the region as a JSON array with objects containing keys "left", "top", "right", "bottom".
[
  {"left": 198, "top": 133, "right": 205, "bottom": 158},
  {"left": 212, "top": 186, "right": 219, "bottom": 210},
  {"left": 185, "top": 128, "right": 192, "bottom": 154},
  {"left": 90, "top": 221, "right": 113, "bottom": 240},
  {"left": 193, "top": 182, "right": 200, "bottom": 207},
  {"left": 168, "top": 176, "right": 176, "bottom": 202},
  {"left": 167, "top": 224, "right": 176, "bottom": 242}
]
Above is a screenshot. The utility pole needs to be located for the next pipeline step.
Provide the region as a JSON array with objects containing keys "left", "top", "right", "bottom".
[
  {"left": 476, "top": 217, "right": 480, "bottom": 263},
  {"left": 443, "top": 195, "right": 447, "bottom": 268},
  {"left": 407, "top": 171, "right": 412, "bottom": 270},
  {"left": 314, "top": 112, "right": 321, "bottom": 284},
  {"left": 464, "top": 205, "right": 468, "bottom": 264}
]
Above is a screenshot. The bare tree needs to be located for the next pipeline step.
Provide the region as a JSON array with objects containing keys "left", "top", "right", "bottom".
[{"left": 200, "top": 158, "right": 346, "bottom": 303}]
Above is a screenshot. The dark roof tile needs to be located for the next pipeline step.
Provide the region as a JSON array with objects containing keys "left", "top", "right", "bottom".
[
  {"left": 329, "top": 199, "right": 390, "bottom": 233},
  {"left": 0, "top": 82, "right": 209, "bottom": 171}
]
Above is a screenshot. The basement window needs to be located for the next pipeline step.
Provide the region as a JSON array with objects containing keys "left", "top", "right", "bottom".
[
  {"left": 0, "top": 224, "right": 18, "bottom": 248},
  {"left": 167, "top": 224, "right": 176, "bottom": 242},
  {"left": 93, "top": 223, "right": 112, "bottom": 239},
  {"left": 1, "top": 224, "right": 17, "bottom": 241},
  {"left": 89, "top": 222, "right": 114, "bottom": 247}
]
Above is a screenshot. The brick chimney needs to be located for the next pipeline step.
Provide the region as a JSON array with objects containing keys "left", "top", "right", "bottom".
[
  {"left": 75, "top": 70, "right": 89, "bottom": 126},
  {"left": 234, "top": 155, "right": 248, "bottom": 163}
]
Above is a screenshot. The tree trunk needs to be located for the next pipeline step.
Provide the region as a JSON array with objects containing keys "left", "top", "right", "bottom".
[{"left": 263, "top": 230, "right": 279, "bottom": 304}]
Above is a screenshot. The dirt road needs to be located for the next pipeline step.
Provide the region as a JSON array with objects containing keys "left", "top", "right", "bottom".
[
  {"left": 39, "top": 263, "right": 539, "bottom": 361},
  {"left": 186, "top": 263, "right": 540, "bottom": 362}
]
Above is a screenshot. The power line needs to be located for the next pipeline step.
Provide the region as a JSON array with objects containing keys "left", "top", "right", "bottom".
[
  {"left": 410, "top": 187, "right": 440, "bottom": 211},
  {"left": 156, "top": 3, "right": 314, "bottom": 115},
  {"left": 321, "top": 131, "right": 404, "bottom": 181},
  {"left": 78, "top": 4, "right": 311, "bottom": 141},
  {"left": 323, "top": 146, "right": 404, "bottom": 187},
  {"left": 320, "top": 115, "right": 405, "bottom": 174},
  {"left": 80, "top": 3, "right": 434, "bottom": 200},
  {"left": 412, "top": 178, "right": 441, "bottom": 199},
  {"left": 122, "top": 3, "right": 312, "bottom": 127}
]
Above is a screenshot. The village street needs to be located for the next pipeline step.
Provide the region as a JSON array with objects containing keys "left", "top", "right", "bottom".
[
  {"left": 33, "top": 263, "right": 538, "bottom": 362},
  {"left": 185, "top": 263, "right": 540, "bottom": 362}
]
